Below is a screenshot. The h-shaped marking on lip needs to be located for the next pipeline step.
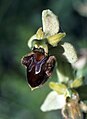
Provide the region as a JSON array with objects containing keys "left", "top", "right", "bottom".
[{"left": 28, "top": 55, "right": 47, "bottom": 74}]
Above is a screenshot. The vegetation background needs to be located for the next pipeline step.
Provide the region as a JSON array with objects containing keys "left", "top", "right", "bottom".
[{"left": 0, "top": 0, "right": 87, "bottom": 119}]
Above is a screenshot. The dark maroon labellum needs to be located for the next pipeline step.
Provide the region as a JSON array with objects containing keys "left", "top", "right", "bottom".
[{"left": 21, "top": 49, "right": 56, "bottom": 88}]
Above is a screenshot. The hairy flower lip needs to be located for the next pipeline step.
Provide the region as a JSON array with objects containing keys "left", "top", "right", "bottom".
[{"left": 21, "top": 51, "right": 56, "bottom": 89}]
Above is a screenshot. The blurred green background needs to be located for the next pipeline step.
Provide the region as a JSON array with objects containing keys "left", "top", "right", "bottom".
[{"left": 0, "top": 0, "right": 87, "bottom": 119}]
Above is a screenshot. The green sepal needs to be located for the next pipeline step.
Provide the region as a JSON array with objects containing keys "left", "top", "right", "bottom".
[{"left": 42, "top": 9, "right": 59, "bottom": 36}]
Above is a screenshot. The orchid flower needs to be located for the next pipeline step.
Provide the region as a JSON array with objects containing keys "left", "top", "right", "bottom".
[
  {"left": 21, "top": 9, "right": 78, "bottom": 89},
  {"left": 21, "top": 9, "right": 87, "bottom": 118},
  {"left": 40, "top": 80, "right": 87, "bottom": 119}
]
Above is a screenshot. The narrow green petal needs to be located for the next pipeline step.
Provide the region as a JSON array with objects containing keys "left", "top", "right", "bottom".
[
  {"left": 36, "top": 27, "right": 44, "bottom": 39},
  {"left": 28, "top": 27, "right": 44, "bottom": 49},
  {"left": 47, "top": 32, "right": 66, "bottom": 46},
  {"left": 49, "top": 82, "right": 67, "bottom": 95},
  {"left": 70, "top": 77, "right": 84, "bottom": 88}
]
